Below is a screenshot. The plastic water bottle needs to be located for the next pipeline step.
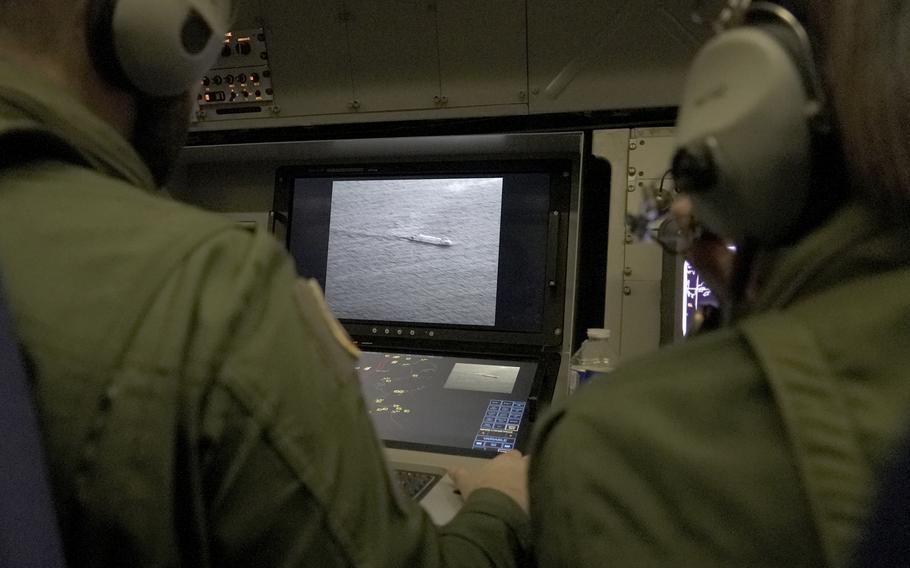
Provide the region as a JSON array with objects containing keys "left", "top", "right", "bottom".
[{"left": 568, "top": 328, "right": 617, "bottom": 393}]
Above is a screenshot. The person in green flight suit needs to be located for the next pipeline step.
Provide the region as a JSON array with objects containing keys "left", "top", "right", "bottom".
[
  {"left": 0, "top": 0, "right": 531, "bottom": 566},
  {"left": 531, "top": 1, "right": 910, "bottom": 566}
]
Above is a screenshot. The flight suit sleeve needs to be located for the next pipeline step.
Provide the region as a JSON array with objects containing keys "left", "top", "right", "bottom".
[{"left": 195, "top": 233, "right": 531, "bottom": 568}]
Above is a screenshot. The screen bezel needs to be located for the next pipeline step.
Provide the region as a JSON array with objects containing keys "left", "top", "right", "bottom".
[{"left": 274, "top": 158, "right": 572, "bottom": 350}]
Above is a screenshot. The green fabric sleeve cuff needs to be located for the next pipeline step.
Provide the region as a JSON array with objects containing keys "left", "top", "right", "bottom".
[{"left": 456, "top": 488, "right": 532, "bottom": 549}]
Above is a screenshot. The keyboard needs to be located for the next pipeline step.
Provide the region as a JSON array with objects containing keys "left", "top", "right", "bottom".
[{"left": 395, "top": 469, "right": 442, "bottom": 500}]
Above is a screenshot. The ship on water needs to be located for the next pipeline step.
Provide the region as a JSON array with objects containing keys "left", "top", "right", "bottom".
[{"left": 405, "top": 233, "right": 454, "bottom": 247}]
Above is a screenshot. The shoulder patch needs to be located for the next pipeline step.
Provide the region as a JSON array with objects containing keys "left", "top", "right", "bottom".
[{"left": 294, "top": 278, "right": 361, "bottom": 360}]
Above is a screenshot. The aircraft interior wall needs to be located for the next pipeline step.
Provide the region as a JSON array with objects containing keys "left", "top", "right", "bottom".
[{"left": 167, "top": 1, "right": 723, "bottom": 521}]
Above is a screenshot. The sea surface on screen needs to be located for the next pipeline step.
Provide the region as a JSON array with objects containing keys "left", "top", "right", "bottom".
[
  {"left": 286, "top": 165, "right": 554, "bottom": 335},
  {"left": 325, "top": 177, "right": 503, "bottom": 326}
]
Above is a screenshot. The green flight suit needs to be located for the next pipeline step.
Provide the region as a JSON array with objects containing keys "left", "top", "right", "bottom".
[
  {"left": 0, "top": 60, "right": 530, "bottom": 567},
  {"left": 531, "top": 202, "right": 910, "bottom": 567}
]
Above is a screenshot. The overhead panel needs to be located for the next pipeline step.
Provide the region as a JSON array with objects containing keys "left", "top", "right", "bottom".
[
  {"left": 437, "top": 0, "right": 528, "bottom": 109},
  {"left": 194, "top": 29, "right": 276, "bottom": 122},
  {"left": 188, "top": 1, "right": 715, "bottom": 130},
  {"left": 261, "top": 0, "right": 353, "bottom": 117},
  {"left": 344, "top": 0, "right": 439, "bottom": 112},
  {"left": 528, "top": 0, "right": 710, "bottom": 113}
]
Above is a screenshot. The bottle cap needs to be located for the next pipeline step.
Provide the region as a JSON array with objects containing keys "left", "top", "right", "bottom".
[{"left": 587, "top": 328, "right": 611, "bottom": 340}]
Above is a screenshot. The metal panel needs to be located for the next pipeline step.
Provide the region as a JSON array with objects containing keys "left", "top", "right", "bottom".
[
  {"left": 527, "top": 0, "right": 708, "bottom": 114},
  {"left": 591, "top": 129, "right": 630, "bottom": 359},
  {"left": 618, "top": 279, "right": 662, "bottom": 359},
  {"left": 621, "top": 127, "right": 676, "bottom": 359},
  {"left": 436, "top": 0, "right": 527, "bottom": 109},
  {"left": 628, "top": 129, "right": 676, "bottom": 183},
  {"left": 345, "top": 0, "right": 439, "bottom": 112},
  {"left": 189, "top": 103, "right": 530, "bottom": 131},
  {"left": 190, "top": 1, "right": 716, "bottom": 130},
  {"left": 260, "top": 0, "right": 353, "bottom": 116},
  {"left": 624, "top": 243, "right": 663, "bottom": 281}
]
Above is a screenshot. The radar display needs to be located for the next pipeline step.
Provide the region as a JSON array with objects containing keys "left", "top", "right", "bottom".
[
  {"left": 354, "top": 350, "right": 539, "bottom": 454},
  {"left": 356, "top": 352, "right": 437, "bottom": 425}
]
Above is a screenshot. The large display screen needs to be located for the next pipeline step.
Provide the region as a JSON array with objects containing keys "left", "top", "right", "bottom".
[
  {"left": 277, "top": 160, "right": 570, "bottom": 344},
  {"left": 323, "top": 176, "right": 503, "bottom": 327}
]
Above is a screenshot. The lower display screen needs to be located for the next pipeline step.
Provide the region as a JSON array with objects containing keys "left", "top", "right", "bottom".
[{"left": 355, "top": 350, "right": 538, "bottom": 455}]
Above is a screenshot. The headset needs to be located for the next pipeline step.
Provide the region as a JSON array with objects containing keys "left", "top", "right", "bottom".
[
  {"left": 672, "top": 0, "right": 840, "bottom": 249},
  {"left": 88, "top": 0, "right": 232, "bottom": 97}
]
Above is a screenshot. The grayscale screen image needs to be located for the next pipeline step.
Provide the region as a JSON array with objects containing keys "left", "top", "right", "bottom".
[
  {"left": 325, "top": 178, "right": 503, "bottom": 326},
  {"left": 444, "top": 363, "right": 520, "bottom": 394}
]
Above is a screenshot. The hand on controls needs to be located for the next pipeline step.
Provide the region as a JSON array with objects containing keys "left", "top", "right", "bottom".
[{"left": 449, "top": 450, "right": 529, "bottom": 513}]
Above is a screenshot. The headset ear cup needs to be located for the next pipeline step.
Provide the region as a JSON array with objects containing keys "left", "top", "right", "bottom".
[
  {"left": 87, "top": 0, "right": 228, "bottom": 97},
  {"left": 673, "top": 26, "right": 814, "bottom": 246}
]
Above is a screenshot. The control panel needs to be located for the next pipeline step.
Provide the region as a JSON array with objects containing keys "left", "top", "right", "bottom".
[
  {"left": 194, "top": 28, "right": 276, "bottom": 121},
  {"left": 474, "top": 400, "right": 525, "bottom": 452}
]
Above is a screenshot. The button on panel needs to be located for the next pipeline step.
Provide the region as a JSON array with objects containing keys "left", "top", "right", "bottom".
[{"left": 195, "top": 27, "right": 276, "bottom": 118}]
